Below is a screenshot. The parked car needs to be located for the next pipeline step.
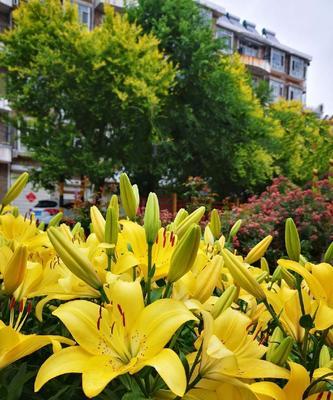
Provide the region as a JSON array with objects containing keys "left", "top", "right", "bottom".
[{"left": 30, "top": 200, "right": 75, "bottom": 225}]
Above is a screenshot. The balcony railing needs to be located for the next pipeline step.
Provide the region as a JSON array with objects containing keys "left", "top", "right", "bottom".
[
  {"left": 240, "top": 55, "right": 271, "bottom": 74},
  {"left": 0, "top": 142, "right": 12, "bottom": 163}
]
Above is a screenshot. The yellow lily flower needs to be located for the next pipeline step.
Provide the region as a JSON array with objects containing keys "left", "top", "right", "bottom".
[
  {"left": 115, "top": 221, "right": 177, "bottom": 280},
  {"left": 0, "top": 299, "right": 73, "bottom": 370},
  {"left": 188, "top": 309, "right": 289, "bottom": 396},
  {"left": 35, "top": 280, "right": 197, "bottom": 398}
]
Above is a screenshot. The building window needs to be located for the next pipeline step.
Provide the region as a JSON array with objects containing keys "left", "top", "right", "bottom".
[
  {"left": 216, "top": 28, "right": 233, "bottom": 53},
  {"left": 288, "top": 86, "right": 303, "bottom": 102},
  {"left": 271, "top": 48, "right": 285, "bottom": 72},
  {"left": 269, "top": 79, "right": 284, "bottom": 101},
  {"left": 290, "top": 56, "right": 305, "bottom": 79},
  {"left": 239, "top": 41, "right": 259, "bottom": 57},
  {"left": 78, "top": 4, "right": 91, "bottom": 29}
]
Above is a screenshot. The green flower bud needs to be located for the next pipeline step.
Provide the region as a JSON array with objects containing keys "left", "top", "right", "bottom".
[
  {"left": 119, "top": 173, "right": 137, "bottom": 220},
  {"left": 319, "top": 345, "right": 331, "bottom": 368},
  {"left": 90, "top": 206, "right": 105, "bottom": 243},
  {"left": 229, "top": 219, "right": 242, "bottom": 239},
  {"left": 38, "top": 221, "right": 45, "bottom": 231},
  {"left": 168, "top": 224, "right": 201, "bottom": 283},
  {"left": 222, "top": 248, "right": 266, "bottom": 301},
  {"left": 209, "top": 209, "right": 221, "bottom": 239},
  {"left": 245, "top": 235, "right": 273, "bottom": 265},
  {"left": 132, "top": 184, "right": 140, "bottom": 210},
  {"left": 260, "top": 257, "right": 270, "bottom": 273},
  {"left": 271, "top": 266, "right": 283, "bottom": 283},
  {"left": 266, "top": 327, "right": 284, "bottom": 361},
  {"left": 285, "top": 218, "right": 301, "bottom": 261},
  {"left": 211, "top": 285, "right": 238, "bottom": 319},
  {"left": 71, "top": 222, "right": 82, "bottom": 236},
  {"left": 12, "top": 207, "right": 19, "bottom": 218},
  {"left": 280, "top": 266, "right": 296, "bottom": 289},
  {"left": 1, "top": 172, "right": 29, "bottom": 207},
  {"left": 108, "top": 194, "right": 119, "bottom": 218},
  {"left": 48, "top": 227, "right": 102, "bottom": 290},
  {"left": 269, "top": 336, "right": 294, "bottom": 366},
  {"left": 324, "top": 242, "right": 333, "bottom": 264},
  {"left": 175, "top": 207, "right": 205, "bottom": 240},
  {"left": 144, "top": 193, "right": 161, "bottom": 245},
  {"left": 105, "top": 206, "right": 118, "bottom": 251},
  {"left": 173, "top": 208, "right": 189, "bottom": 227},
  {"left": 48, "top": 212, "right": 63, "bottom": 228}
]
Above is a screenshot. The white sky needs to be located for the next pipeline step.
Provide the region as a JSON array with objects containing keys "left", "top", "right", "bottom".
[{"left": 214, "top": 0, "right": 333, "bottom": 115}]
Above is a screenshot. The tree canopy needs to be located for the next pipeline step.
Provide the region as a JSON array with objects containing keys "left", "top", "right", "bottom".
[{"left": 0, "top": 0, "right": 175, "bottom": 190}]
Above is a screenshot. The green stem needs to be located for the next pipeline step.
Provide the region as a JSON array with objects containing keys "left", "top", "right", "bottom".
[
  {"left": 99, "top": 286, "right": 109, "bottom": 304},
  {"left": 107, "top": 254, "right": 112, "bottom": 272},
  {"left": 188, "top": 342, "right": 203, "bottom": 382},
  {"left": 145, "top": 243, "right": 153, "bottom": 304},
  {"left": 309, "top": 329, "right": 328, "bottom": 379},
  {"left": 163, "top": 281, "right": 173, "bottom": 298},
  {"left": 296, "top": 275, "right": 306, "bottom": 315},
  {"left": 301, "top": 329, "right": 309, "bottom": 362},
  {"left": 0, "top": 205, "right": 4, "bottom": 215},
  {"left": 263, "top": 299, "right": 288, "bottom": 337}
]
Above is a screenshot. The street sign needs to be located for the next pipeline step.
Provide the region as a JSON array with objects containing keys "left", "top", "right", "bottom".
[{"left": 26, "top": 192, "right": 37, "bottom": 203}]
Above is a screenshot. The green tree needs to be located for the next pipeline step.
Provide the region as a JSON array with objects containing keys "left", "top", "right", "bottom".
[
  {"left": 127, "top": 0, "right": 280, "bottom": 196},
  {"left": 269, "top": 100, "right": 333, "bottom": 183},
  {"left": 0, "top": 0, "right": 175, "bottom": 192}
]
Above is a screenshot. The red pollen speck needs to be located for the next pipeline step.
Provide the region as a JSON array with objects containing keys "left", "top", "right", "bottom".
[
  {"left": 171, "top": 235, "right": 176, "bottom": 247},
  {"left": 316, "top": 394, "right": 324, "bottom": 400},
  {"left": 19, "top": 300, "right": 24, "bottom": 313},
  {"left": 327, "top": 393, "right": 331, "bottom": 400},
  {"left": 155, "top": 235, "right": 159, "bottom": 244},
  {"left": 97, "top": 306, "right": 103, "bottom": 330},
  {"left": 111, "top": 322, "right": 115, "bottom": 334},
  {"left": 117, "top": 304, "right": 126, "bottom": 327}
]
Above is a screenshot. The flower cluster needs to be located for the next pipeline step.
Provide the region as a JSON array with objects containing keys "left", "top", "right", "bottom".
[
  {"left": 0, "top": 172, "right": 333, "bottom": 399},
  {"left": 223, "top": 176, "right": 333, "bottom": 263}
]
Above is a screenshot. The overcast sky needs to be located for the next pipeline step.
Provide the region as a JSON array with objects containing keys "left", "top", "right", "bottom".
[{"left": 214, "top": 0, "right": 333, "bottom": 115}]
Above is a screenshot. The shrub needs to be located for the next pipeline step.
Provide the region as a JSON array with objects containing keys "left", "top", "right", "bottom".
[{"left": 223, "top": 176, "right": 333, "bottom": 264}]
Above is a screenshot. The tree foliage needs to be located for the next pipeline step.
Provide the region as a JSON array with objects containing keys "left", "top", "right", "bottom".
[
  {"left": 0, "top": 0, "right": 175, "bottom": 190},
  {"left": 127, "top": 0, "right": 281, "bottom": 196},
  {"left": 269, "top": 100, "right": 333, "bottom": 184}
]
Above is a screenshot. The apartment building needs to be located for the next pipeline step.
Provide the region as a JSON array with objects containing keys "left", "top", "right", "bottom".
[{"left": 0, "top": 0, "right": 312, "bottom": 209}]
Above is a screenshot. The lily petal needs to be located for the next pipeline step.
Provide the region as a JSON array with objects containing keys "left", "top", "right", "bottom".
[
  {"left": 283, "top": 361, "right": 310, "bottom": 400},
  {"left": 140, "top": 348, "right": 187, "bottom": 397}
]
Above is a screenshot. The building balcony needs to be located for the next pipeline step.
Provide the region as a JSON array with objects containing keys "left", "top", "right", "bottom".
[
  {"left": 0, "top": 0, "right": 15, "bottom": 10},
  {"left": 0, "top": 143, "right": 12, "bottom": 163},
  {"left": 240, "top": 55, "right": 271, "bottom": 75}
]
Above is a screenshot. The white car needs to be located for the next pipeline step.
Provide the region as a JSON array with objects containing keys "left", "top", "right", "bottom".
[{"left": 30, "top": 200, "right": 60, "bottom": 225}]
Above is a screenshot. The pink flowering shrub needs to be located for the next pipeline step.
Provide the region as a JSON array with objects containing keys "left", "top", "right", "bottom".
[{"left": 223, "top": 177, "right": 333, "bottom": 263}]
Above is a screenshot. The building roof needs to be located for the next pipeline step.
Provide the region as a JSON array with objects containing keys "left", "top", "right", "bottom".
[{"left": 199, "top": 0, "right": 312, "bottom": 61}]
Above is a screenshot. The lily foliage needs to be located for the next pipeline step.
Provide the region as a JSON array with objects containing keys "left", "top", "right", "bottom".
[{"left": 0, "top": 172, "right": 333, "bottom": 399}]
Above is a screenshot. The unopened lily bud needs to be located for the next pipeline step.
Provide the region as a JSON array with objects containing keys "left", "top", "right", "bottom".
[
  {"left": 285, "top": 218, "right": 301, "bottom": 261},
  {"left": 269, "top": 336, "right": 293, "bottom": 366},
  {"left": 168, "top": 224, "right": 201, "bottom": 283},
  {"left": 193, "top": 255, "right": 223, "bottom": 302},
  {"left": 222, "top": 248, "right": 266, "bottom": 301},
  {"left": 71, "top": 222, "right": 82, "bottom": 237},
  {"left": 90, "top": 206, "right": 105, "bottom": 243},
  {"left": 204, "top": 225, "right": 214, "bottom": 245},
  {"left": 48, "top": 227, "right": 102, "bottom": 290},
  {"left": 260, "top": 257, "right": 270, "bottom": 273},
  {"left": 280, "top": 266, "right": 296, "bottom": 288},
  {"left": 256, "top": 271, "right": 268, "bottom": 284},
  {"left": 3, "top": 245, "right": 27, "bottom": 295},
  {"left": 266, "top": 327, "right": 284, "bottom": 361},
  {"left": 218, "top": 234, "right": 226, "bottom": 250},
  {"left": 144, "top": 193, "right": 161, "bottom": 245},
  {"left": 1, "top": 172, "right": 29, "bottom": 207},
  {"left": 12, "top": 207, "right": 19, "bottom": 217},
  {"left": 108, "top": 194, "right": 119, "bottom": 218},
  {"left": 132, "top": 184, "right": 140, "bottom": 210},
  {"left": 174, "top": 208, "right": 188, "bottom": 227},
  {"left": 245, "top": 235, "right": 273, "bottom": 265},
  {"left": 119, "top": 173, "right": 137, "bottom": 220},
  {"left": 324, "top": 242, "right": 333, "bottom": 264},
  {"left": 105, "top": 206, "right": 118, "bottom": 251},
  {"left": 175, "top": 207, "right": 205, "bottom": 240},
  {"left": 271, "top": 266, "right": 282, "bottom": 283},
  {"left": 48, "top": 212, "right": 63, "bottom": 228},
  {"left": 209, "top": 209, "right": 221, "bottom": 239},
  {"left": 229, "top": 219, "right": 242, "bottom": 239},
  {"left": 38, "top": 221, "right": 45, "bottom": 231},
  {"left": 211, "top": 285, "right": 238, "bottom": 319},
  {"left": 319, "top": 345, "right": 331, "bottom": 368}
]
